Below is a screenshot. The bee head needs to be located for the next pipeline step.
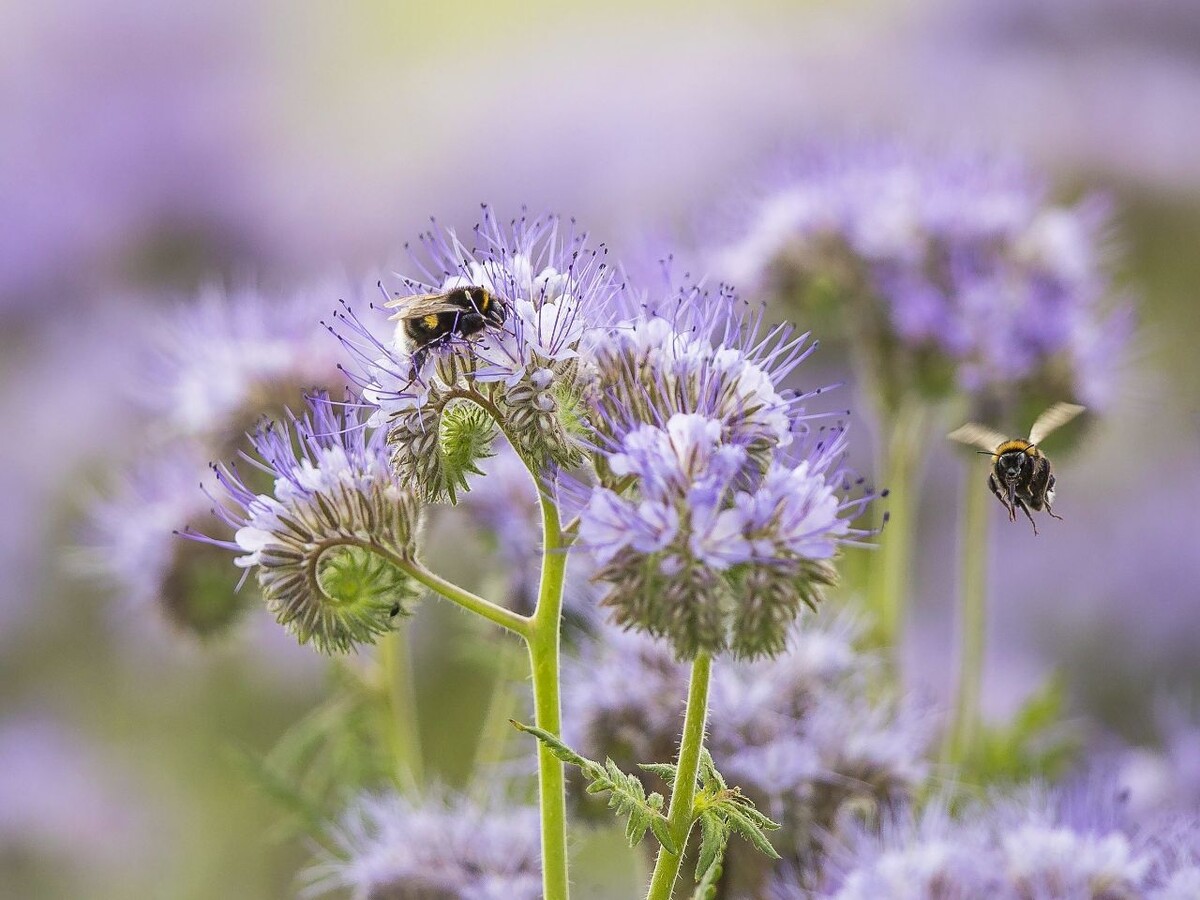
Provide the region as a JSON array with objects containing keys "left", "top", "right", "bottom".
[{"left": 996, "top": 449, "right": 1027, "bottom": 481}]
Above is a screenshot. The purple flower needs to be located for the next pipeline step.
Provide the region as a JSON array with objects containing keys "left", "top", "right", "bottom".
[
  {"left": 306, "top": 789, "right": 541, "bottom": 900},
  {"left": 709, "top": 141, "right": 1131, "bottom": 410},
  {"left": 82, "top": 448, "right": 248, "bottom": 638},
  {"left": 338, "top": 208, "right": 620, "bottom": 478},
  {"left": 141, "top": 283, "right": 356, "bottom": 455},
  {"left": 188, "top": 393, "right": 421, "bottom": 653},
  {"left": 578, "top": 411, "right": 872, "bottom": 658}
]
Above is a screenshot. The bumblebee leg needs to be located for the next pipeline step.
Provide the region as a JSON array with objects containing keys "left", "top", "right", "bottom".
[
  {"left": 1015, "top": 498, "right": 1039, "bottom": 535},
  {"left": 987, "top": 473, "right": 1014, "bottom": 521},
  {"left": 1045, "top": 503, "right": 1064, "bottom": 522}
]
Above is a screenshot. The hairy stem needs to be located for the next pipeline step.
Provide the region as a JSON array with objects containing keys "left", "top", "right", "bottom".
[
  {"left": 646, "top": 652, "right": 713, "bottom": 900},
  {"left": 943, "top": 463, "right": 991, "bottom": 768},
  {"left": 866, "top": 400, "right": 932, "bottom": 654},
  {"left": 529, "top": 495, "right": 570, "bottom": 900},
  {"left": 378, "top": 628, "right": 423, "bottom": 794},
  {"left": 380, "top": 549, "right": 531, "bottom": 638}
]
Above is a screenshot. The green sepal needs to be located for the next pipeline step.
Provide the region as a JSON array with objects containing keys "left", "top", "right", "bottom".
[{"left": 437, "top": 399, "right": 497, "bottom": 504}]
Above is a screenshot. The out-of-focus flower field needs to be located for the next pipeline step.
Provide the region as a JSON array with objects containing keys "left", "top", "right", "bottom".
[{"left": 3, "top": 1, "right": 1199, "bottom": 898}]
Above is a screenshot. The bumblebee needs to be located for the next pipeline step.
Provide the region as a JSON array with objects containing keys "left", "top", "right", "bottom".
[
  {"left": 948, "top": 402, "right": 1085, "bottom": 535},
  {"left": 383, "top": 285, "right": 507, "bottom": 365}
]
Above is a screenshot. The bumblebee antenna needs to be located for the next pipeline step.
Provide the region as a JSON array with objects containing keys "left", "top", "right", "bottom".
[{"left": 975, "top": 450, "right": 995, "bottom": 456}]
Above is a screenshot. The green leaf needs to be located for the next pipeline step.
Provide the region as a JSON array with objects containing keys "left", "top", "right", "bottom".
[
  {"left": 511, "top": 720, "right": 676, "bottom": 853},
  {"left": 638, "top": 761, "right": 679, "bottom": 782},
  {"left": 694, "top": 811, "right": 728, "bottom": 882}
]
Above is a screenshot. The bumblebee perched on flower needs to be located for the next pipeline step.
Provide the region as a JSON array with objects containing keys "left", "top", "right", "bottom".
[
  {"left": 384, "top": 285, "right": 507, "bottom": 368},
  {"left": 948, "top": 402, "right": 1086, "bottom": 535}
]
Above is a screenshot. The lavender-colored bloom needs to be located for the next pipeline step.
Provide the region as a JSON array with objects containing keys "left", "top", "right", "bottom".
[
  {"left": 578, "top": 410, "right": 871, "bottom": 658},
  {"left": 338, "top": 207, "right": 620, "bottom": 481},
  {"left": 190, "top": 393, "right": 421, "bottom": 653},
  {"left": 565, "top": 616, "right": 931, "bottom": 895},
  {"left": 709, "top": 141, "right": 1130, "bottom": 410},
  {"left": 83, "top": 448, "right": 248, "bottom": 638},
  {"left": 780, "top": 777, "right": 1200, "bottom": 900},
  {"left": 578, "top": 279, "right": 873, "bottom": 657},
  {"left": 306, "top": 790, "right": 541, "bottom": 900},
  {"left": 142, "top": 284, "right": 353, "bottom": 455}
]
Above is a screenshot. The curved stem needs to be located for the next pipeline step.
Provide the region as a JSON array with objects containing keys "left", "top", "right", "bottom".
[
  {"left": 866, "top": 400, "right": 932, "bottom": 654},
  {"left": 378, "top": 629, "right": 423, "bottom": 794},
  {"left": 646, "top": 652, "right": 713, "bottom": 900},
  {"left": 381, "top": 549, "right": 531, "bottom": 638},
  {"left": 528, "top": 495, "right": 570, "bottom": 900},
  {"left": 942, "top": 461, "right": 991, "bottom": 768}
]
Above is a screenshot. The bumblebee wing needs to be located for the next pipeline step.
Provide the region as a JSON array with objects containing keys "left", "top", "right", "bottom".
[
  {"left": 948, "top": 422, "right": 1007, "bottom": 453},
  {"left": 1028, "top": 402, "right": 1086, "bottom": 445},
  {"left": 384, "top": 293, "right": 460, "bottom": 320}
]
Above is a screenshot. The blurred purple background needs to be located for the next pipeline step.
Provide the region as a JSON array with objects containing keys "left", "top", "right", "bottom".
[{"left": 2, "top": 1, "right": 1199, "bottom": 896}]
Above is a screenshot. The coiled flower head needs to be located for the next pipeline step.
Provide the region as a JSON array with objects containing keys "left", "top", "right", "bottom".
[
  {"left": 337, "top": 207, "right": 621, "bottom": 493},
  {"left": 306, "top": 789, "right": 541, "bottom": 900},
  {"left": 187, "top": 392, "right": 422, "bottom": 653}
]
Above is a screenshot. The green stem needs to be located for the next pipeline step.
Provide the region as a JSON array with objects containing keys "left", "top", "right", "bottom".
[
  {"left": 645, "top": 652, "right": 713, "bottom": 900},
  {"left": 383, "top": 550, "right": 531, "bottom": 638},
  {"left": 528, "top": 495, "right": 570, "bottom": 900},
  {"left": 942, "top": 461, "right": 991, "bottom": 768},
  {"left": 378, "top": 629, "right": 423, "bottom": 794},
  {"left": 866, "top": 400, "right": 931, "bottom": 653}
]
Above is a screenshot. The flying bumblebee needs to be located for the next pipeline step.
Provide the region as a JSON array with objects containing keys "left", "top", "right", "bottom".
[
  {"left": 948, "top": 402, "right": 1086, "bottom": 535},
  {"left": 383, "top": 285, "right": 507, "bottom": 367}
]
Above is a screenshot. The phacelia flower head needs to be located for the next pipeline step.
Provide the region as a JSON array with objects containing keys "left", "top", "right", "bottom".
[
  {"left": 306, "top": 789, "right": 541, "bottom": 900},
  {"left": 576, "top": 275, "right": 875, "bottom": 658},
  {"left": 337, "top": 207, "right": 621, "bottom": 491},
  {"left": 143, "top": 284, "right": 352, "bottom": 457},
  {"left": 188, "top": 392, "right": 422, "bottom": 653},
  {"left": 83, "top": 448, "right": 249, "bottom": 639},
  {"left": 780, "top": 777, "right": 1200, "bottom": 900},
  {"left": 710, "top": 141, "right": 1132, "bottom": 415}
]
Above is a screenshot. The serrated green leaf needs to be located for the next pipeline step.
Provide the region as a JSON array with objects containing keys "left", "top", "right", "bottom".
[
  {"left": 719, "top": 803, "right": 780, "bottom": 859},
  {"left": 638, "top": 761, "right": 679, "bottom": 782},
  {"left": 511, "top": 719, "right": 673, "bottom": 851},
  {"left": 695, "top": 811, "right": 729, "bottom": 882},
  {"left": 651, "top": 816, "right": 679, "bottom": 855}
]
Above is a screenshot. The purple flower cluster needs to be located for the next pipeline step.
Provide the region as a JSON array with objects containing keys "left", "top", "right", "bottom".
[
  {"left": 142, "top": 284, "right": 353, "bottom": 455},
  {"left": 338, "top": 208, "right": 619, "bottom": 478},
  {"left": 83, "top": 449, "right": 248, "bottom": 638},
  {"left": 190, "top": 393, "right": 421, "bottom": 653},
  {"left": 774, "top": 779, "right": 1200, "bottom": 900},
  {"left": 711, "top": 141, "right": 1131, "bottom": 410},
  {"left": 579, "top": 283, "right": 873, "bottom": 657},
  {"left": 565, "top": 616, "right": 931, "bottom": 894},
  {"left": 307, "top": 790, "right": 541, "bottom": 900}
]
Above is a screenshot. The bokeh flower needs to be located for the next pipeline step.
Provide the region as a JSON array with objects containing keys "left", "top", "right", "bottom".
[
  {"left": 709, "top": 141, "right": 1131, "bottom": 415},
  {"left": 306, "top": 789, "right": 541, "bottom": 900},
  {"left": 189, "top": 392, "right": 421, "bottom": 653},
  {"left": 83, "top": 448, "right": 248, "bottom": 638}
]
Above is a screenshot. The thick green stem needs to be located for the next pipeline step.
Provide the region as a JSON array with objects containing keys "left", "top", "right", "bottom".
[
  {"left": 378, "top": 629, "right": 423, "bottom": 794},
  {"left": 646, "top": 652, "right": 713, "bottom": 900},
  {"left": 529, "top": 495, "right": 570, "bottom": 900},
  {"left": 866, "top": 401, "right": 931, "bottom": 653},
  {"left": 942, "top": 463, "right": 991, "bottom": 768}
]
